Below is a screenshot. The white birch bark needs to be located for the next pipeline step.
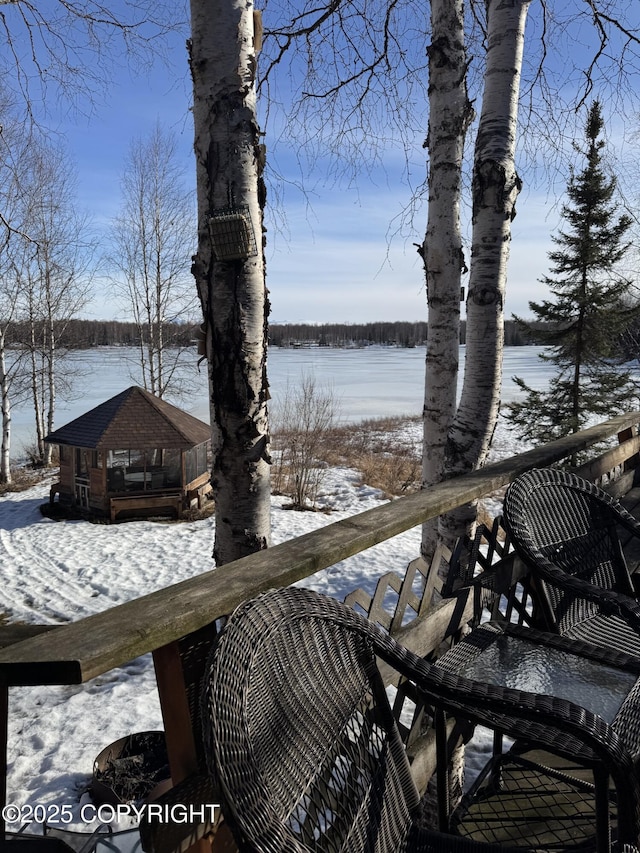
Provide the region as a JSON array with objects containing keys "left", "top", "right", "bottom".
[
  {"left": 45, "top": 268, "right": 56, "bottom": 467},
  {"left": 440, "top": 0, "right": 530, "bottom": 549},
  {"left": 110, "top": 126, "right": 195, "bottom": 399},
  {"left": 0, "top": 330, "right": 11, "bottom": 484},
  {"left": 189, "top": 0, "right": 270, "bottom": 565},
  {"left": 421, "top": 0, "right": 472, "bottom": 561},
  {"left": 419, "top": 8, "right": 472, "bottom": 793},
  {"left": 27, "top": 302, "right": 45, "bottom": 461}
]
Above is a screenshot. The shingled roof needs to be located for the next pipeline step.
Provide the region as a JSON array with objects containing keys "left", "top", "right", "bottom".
[{"left": 44, "top": 387, "right": 211, "bottom": 450}]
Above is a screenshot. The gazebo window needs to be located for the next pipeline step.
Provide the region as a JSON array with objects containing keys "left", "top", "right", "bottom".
[
  {"left": 185, "top": 443, "right": 208, "bottom": 485},
  {"left": 106, "top": 448, "right": 182, "bottom": 492},
  {"left": 129, "top": 449, "right": 145, "bottom": 469},
  {"left": 75, "top": 449, "right": 89, "bottom": 480},
  {"left": 164, "top": 449, "right": 181, "bottom": 488},
  {"left": 109, "top": 449, "right": 131, "bottom": 469},
  {"left": 147, "top": 448, "right": 162, "bottom": 467}
]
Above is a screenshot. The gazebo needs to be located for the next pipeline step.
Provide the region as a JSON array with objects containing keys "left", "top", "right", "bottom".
[{"left": 45, "top": 386, "right": 212, "bottom": 522}]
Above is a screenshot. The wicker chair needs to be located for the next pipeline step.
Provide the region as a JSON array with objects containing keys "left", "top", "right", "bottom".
[
  {"left": 502, "top": 467, "right": 640, "bottom": 654},
  {"left": 202, "top": 586, "right": 640, "bottom": 852}
]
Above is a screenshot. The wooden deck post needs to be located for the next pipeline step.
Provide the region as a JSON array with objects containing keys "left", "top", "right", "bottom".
[
  {"left": 153, "top": 641, "right": 199, "bottom": 783},
  {"left": 153, "top": 642, "right": 238, "bottom": 852}
]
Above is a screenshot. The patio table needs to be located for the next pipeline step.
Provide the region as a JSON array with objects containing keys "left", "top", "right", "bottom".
[{"left": 435, "top": 621, "right": 640, "bottom": 849}]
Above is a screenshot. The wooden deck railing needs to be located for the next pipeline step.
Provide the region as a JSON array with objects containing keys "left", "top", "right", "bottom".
[{"left": 2, "top": 409, "right": 640, "bottom": 845}]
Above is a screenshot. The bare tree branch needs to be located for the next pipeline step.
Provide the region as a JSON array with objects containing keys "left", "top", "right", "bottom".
[
  {"left": 0, "top": 0, "right": 186, "bottom": 121},
  {"left": 0, "top": 1, "right": 187, "bottom": 245}
]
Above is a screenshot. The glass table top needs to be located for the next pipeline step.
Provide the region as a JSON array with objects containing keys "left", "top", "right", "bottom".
[{"left": 457, "top": 632, "right": 638, "bottom": 724}]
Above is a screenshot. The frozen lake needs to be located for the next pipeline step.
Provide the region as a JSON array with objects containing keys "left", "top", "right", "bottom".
[{"left": 9, "top": 344, "right": 553, "bottom": 457}]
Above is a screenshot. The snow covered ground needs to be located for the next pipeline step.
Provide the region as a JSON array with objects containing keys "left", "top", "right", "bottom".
[{"left": 1, "top": 417, "right": 529, "bottom": 843}]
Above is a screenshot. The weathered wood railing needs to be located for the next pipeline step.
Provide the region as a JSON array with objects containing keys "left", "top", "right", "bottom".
[{"left": 2, "top": 410, "right": 640, "bottom": 846}]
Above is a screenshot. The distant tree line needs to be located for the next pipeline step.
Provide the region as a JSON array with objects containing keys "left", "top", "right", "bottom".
[
  {"left": 269, "top": 321, "right": 428, "bottom": 347},
  {"left": 0, "top": 317, "right": 547, "bottom": 350},
  {"left": 269, "top": 319, "right": 531, "bottom": 348},
  {"left": 2, "top": 319, "right": 201, "bottom": 350}
]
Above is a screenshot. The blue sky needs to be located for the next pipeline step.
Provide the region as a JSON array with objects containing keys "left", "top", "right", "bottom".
[
  {"left": 25, "top": 4, "right": 635, "bottom": 326},
  {"left": 64, "top": 57, "right": 559, "bottom": 325}
]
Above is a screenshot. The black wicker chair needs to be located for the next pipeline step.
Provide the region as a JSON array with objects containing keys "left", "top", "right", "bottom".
[
  {"left": 502, "top": 467, "right": 640, "bottom": 654},
  {"left": 202, "top": 586, "right": 640, "bottom": 852}
]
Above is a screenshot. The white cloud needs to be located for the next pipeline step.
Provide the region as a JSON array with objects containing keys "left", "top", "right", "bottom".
[{"left": 266, "top": 177, "right": 558, "bottom": 323}]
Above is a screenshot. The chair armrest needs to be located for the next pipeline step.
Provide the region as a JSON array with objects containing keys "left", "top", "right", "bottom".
[
  {"left": 529, "top": 557, "right": 640, "bottom": 627},
  {"left": 611, "top": 500, "right": 640, "bottom": 541}
]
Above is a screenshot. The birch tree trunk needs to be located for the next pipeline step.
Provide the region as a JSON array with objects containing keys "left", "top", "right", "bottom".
[
  {"left": 27, "top": 299, "right": 46, "bottom": 462},
  {"left": 440, "top": 0, "right": 531, "bottom": 549},
  {"left": 189, "top": 0, "right": 270, "bottom": 565},
  {"left": 110, "top": 124, "right": 195, "bottom": 400},
  {"left": 0, "top": 330, "right": 11, "bottom": 484},
  {"left": 421, "top": 0, "right": 473, "bottom": 562},
  {"left": 45, "top": 268, "right": 56, "bottom": 467}
]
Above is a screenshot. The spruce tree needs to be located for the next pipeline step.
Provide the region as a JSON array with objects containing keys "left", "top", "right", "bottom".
[{"left": 505, "top": 101, "right": 637, "bottom": 446}]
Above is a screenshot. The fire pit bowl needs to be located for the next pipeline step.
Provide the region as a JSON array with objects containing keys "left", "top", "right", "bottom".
[{"left": 91, "top": 731, "right": 171, "bottom": 806}]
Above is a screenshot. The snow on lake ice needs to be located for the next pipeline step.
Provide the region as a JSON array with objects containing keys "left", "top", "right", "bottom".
[{"left": 10, "top": 344, "right": 553, "bottom": 455}]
